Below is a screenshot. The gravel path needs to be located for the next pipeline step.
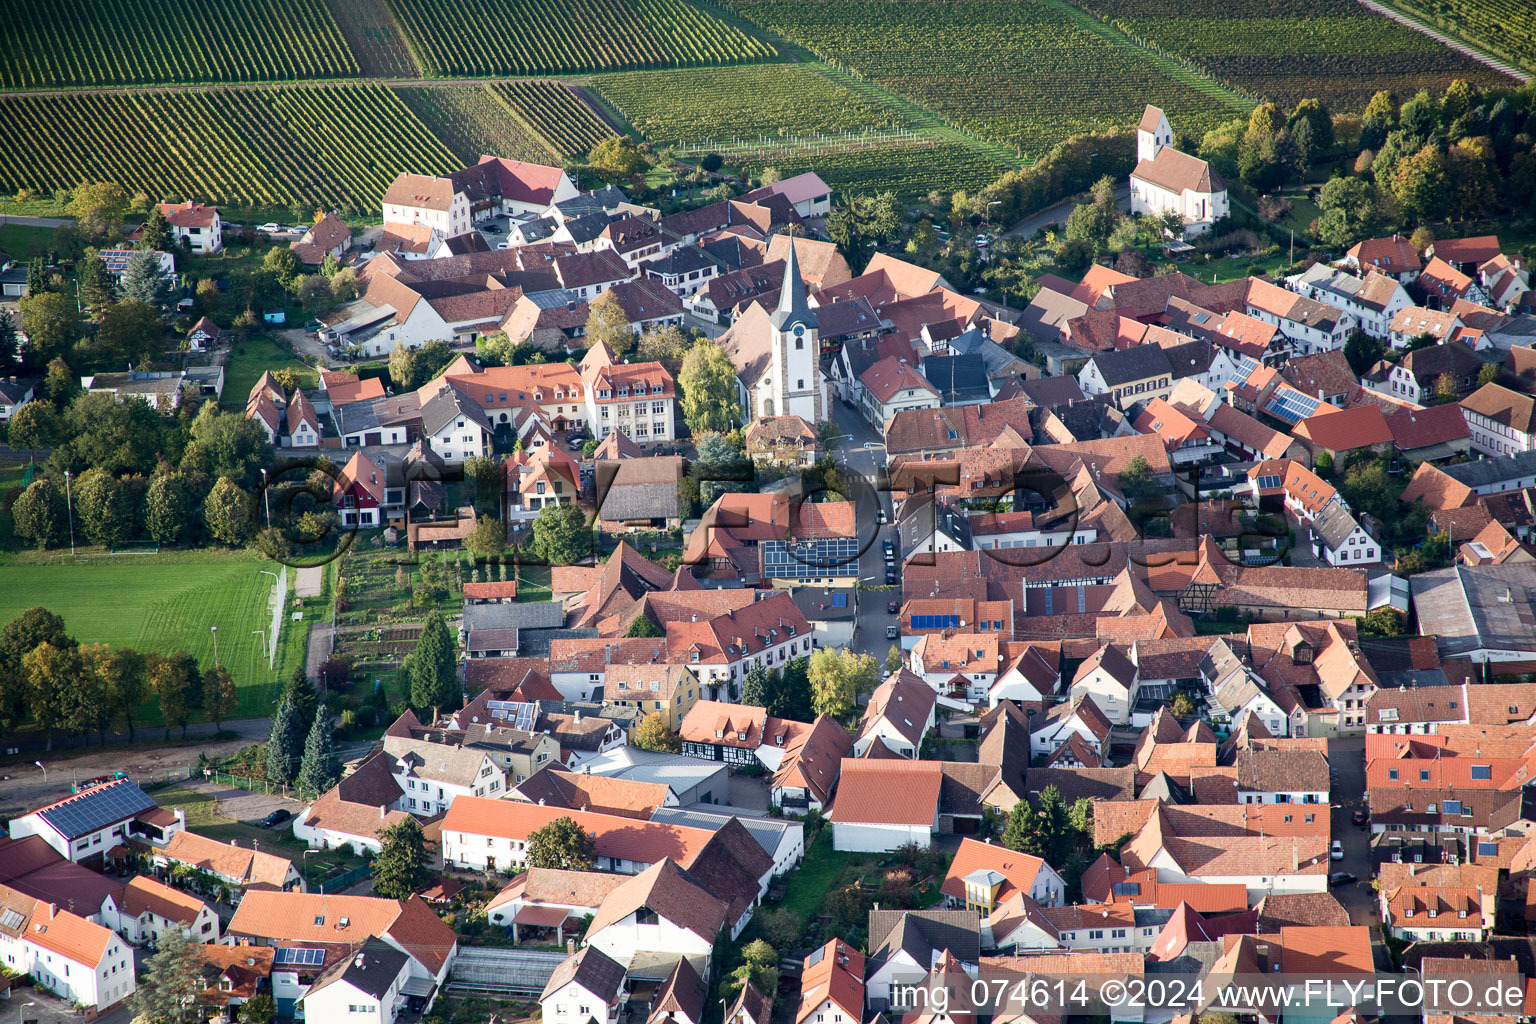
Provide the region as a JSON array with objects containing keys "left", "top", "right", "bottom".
[{"left": 1354, "top": 0, "right": 1529, "bottom": 82}]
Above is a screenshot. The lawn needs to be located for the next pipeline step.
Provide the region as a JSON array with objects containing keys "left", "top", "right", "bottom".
[
  {"left": 781, "top": 829, "right": 856, "bottom": 926},
  {"left": 221, "top": 334, "right": 319, "bottom": 412},
  {"left": 0, "top": 549, "right": 304, "bottom": 725}
]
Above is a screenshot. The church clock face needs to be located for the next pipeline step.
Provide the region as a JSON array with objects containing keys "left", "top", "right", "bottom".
[{"left": 793, "top": 325, "right": 805, "bottom": 337}]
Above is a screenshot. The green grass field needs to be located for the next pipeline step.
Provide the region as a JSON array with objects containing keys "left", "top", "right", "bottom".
[
  {"left": 222, "top": 336, "right": 320, "bottom": 412},
  {"left": 0, "top": 549, "right": 304, "bottom": 724}
]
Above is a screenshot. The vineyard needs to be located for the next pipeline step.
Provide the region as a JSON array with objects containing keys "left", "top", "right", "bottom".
[
  {"left": 383, "top": 0, "right": 774, "bottom": 76},
  {"left": 489, "top": 81, "right": 617, "bottom": 157},
  {"left": 750, "top": 140, "right": 1015, "bottom": 198},
  {"left": 0, "top": 0, "right": 356, "bottom": 88},
  {"left": 1066, "top": 0, "right": 1516, "bottom": 108},
  {"left": 395, "top": 86, "right": 559, "bottom": 164},
  {"left": 0, "top": 84, "right": 457, "bottom": 215},
  {"left": 321, "top": 0, "right": 419, "bottom": 78},
  {"left": 725, "top": 0, "right": 1241, "bottom": 158},
  {"left": 593, "top": 65, "right": 914, "bottom": 145},
  {"left": 1381, "top": 0, "right": 1536, "bottom": 75}
]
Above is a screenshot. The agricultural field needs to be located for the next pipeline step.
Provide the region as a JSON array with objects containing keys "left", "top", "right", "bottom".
[
  {"left": 395, "top": 85, "right": 559, "bottom": 165},
  {"left": 321, "top": 0, "right": 419, "bottom": 78},
  {"left": 0, "top": 84, "right": 458, "bottom": 217},
  {"left": 0, "top": 551, "right": 304, "bottom": 724},
  {"left": 0, "top": 0, "right": 356, "bottom": 88},
  {"left": 382, "top": 0, "right": 774, "bottom": 76},
  {"left": 1382, "top": 0, "right": 1536, "bottom": 75},
  {"left": 725, "top": 0, "right": 1245, "bottom": 158},
  {"left": 1067, "top": 0, "right": 1517, "bottom": 109},
  {"left": 594, "top": 65, "right": 913, "bottom": 146},
  {"left": 741, "top": 140, "right": 1014, "bottom": 199},
  {"left": 487, "top": 81, "right": 618, "bottom": 158}
]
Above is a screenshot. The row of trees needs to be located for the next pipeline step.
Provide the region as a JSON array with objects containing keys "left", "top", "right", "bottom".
[
  {"left": 265, "top": 667, "right": 341, "bottom": 793},
  {"left": 0, "top": 607, "right": 236, "bottom": 747}
]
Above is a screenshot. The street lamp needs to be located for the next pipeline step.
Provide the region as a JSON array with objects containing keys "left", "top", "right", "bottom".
[
  {"left": 63, "top": 469, "right": 74, "bottom": 556},
  {"left": 210, "top": 625, "right": 219, "bottom": 667},
  {"left": 260, "top": 467, "right": 272, "bottom": 529}
]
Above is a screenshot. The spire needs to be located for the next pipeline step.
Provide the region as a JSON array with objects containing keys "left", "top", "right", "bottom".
[{"left": 770, "top": 235, "right": 818, "bottom": 332}]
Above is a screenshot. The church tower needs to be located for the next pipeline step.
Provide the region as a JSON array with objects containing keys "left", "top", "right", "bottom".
[
  {"left": 1137, "top": 105, "right": 1172, "bottom": 164},
  {"left": 767, "top": 238, "right": 825, "bottom": 422}
]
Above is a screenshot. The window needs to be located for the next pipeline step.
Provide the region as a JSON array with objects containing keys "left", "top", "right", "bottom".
[
  {"left": 1471, "top": 765, "right": 1492, "bottom": 780},
  {"left": 1420, "top": 769, "right": 1430, "bottom": 781},
  {"left": 1388, "top": 768, "right": 1398, "bottom": 780}
]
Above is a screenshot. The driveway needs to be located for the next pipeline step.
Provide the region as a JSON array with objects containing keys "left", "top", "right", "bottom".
[
  {"left": 284, "top": 327, "right": 331, "bottom": 365},
  {"left": 178, "top": 779, "right": 306, "bottom": 825}
]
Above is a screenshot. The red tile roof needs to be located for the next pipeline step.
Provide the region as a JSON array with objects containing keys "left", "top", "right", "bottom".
[{"left": 830, "top": 759, "right": 943, "bottom": 826}]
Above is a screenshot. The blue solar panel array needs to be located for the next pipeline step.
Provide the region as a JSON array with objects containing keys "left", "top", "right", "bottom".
[
  {"left": 831, "top": 592, "right": 848, "bottom": 607},
  {"left": 1264, "top": 388, "right": 1322, "bottom": 424},
  {"left": 761, "top": 538, "right": 859, "bottom": 579},
  {"left": 274, "top": 948, "right": 326, "bottom": 966},
  {"left": 912, "top": 614, "right": 961, "bottom": 629},
  {"left": 38, "top": 779, "right": 155, "bottom": 838}
]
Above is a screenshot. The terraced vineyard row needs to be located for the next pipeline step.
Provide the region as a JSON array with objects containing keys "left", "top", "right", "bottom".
[
  {"left": 395, "top": 86, "right": 558, "bottom": 164},
  {"left": 488, "top": 81, "right": 617, "bottom": 158},
  {"left": 1067, "top": 0, "right": 1515, "bottom": 108},
  {"left": 1382, "top": 0, "right": 1536, "bottom": 75},
  {"left": 594, "top": 65, "right": 913, "bottom": 145},
  {"left": 0, "top": 84, "right": 457, "bottom": 215},
  {"left": 383, "top": 0, "right": 773, "bottom": 76},
  {"left": 725, "top": 0, "right": 1239, "bottom": 158},
  {"left": 0, "top": 0, "right": 357, "bottom": 87},
  {"left": 742, "top": 140, "right": 1015, "bottom": 198}
]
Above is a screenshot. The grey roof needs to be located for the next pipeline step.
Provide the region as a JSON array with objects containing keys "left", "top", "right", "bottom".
[
  {"left": 1442, "top": 450, "right": 1536, "bottom": 489},
  {"left": 1163, "top": 339, "right": 1215, "bottom": 380},
  {"left": 789, "top": 587, "right": 857, "bottom": 623},
  {"left": 1020, "top": 288, "right": 1089, "bottom": 343},
  {"left": 516, "top": 627, "right": 601, "bottom": 657},
  {"left": 1411, "top": 563, "right": 1536, "bottom": 657},
  {"left": 1023, "top": 766, "right": 1135, "bottom": 803},
  {"left": 310, "top": 938, "right": 409, "bottom": 1000},
  {"left": 1013, "top": 374, "right": 1087, "bottom": 407},
  {"left": 35, "top": 779, "right": 157, "bottom": 839},
  {"left": 382, "top": 735, "right": 492, "bottom": 786},
  {"left": 1137, "top": 771, "right": 1190, "bottom": 803},
  {"left": 525, "top": 287, "right": 583, "bottom": 310},
  {"left": 335, "top": 399, "right": 383, "bottom": 436},
  {"left": 514, "top": 218, "right": 555, "bottom": 242},
  {"left": 815, "top": 297, "right": 882, "bottom": 339},
  {"left": 645, "top": 246, "right": 714, "bottom": 277},
  {"left": 769, "top": 237, "right": 817, "bottom": 333},
  {"left": 464, "top": 600, "right": 568, "bottom": 632},
  {"left": 581, "top": 747, "right": 727, "bottom": 794},
  {"left": 0, "top": 377, "right": 38, "bottom": 404},
  {"left": 420, "top": 385, "right": 493, "bottom": 437},
  {"left": 947, "top": 327, "right": 1024, "bottom": 377},
  {"left": 649, "top": 807, "right": 799, "bottom": 861},
  {"left": 921, "top": 354, "right": 990, "bottom": 402},
  {"left": 563, "top": 211, "right": 613, "bottom": 245},
  {"left": 554, "top": 186, "right": 628, "bottom": 219},
  {"left": 1312, "top": 500, "right": 1366, "bottom": 551},
  {"left": 866, "top": 909, "right": 981, "bottom": 975},
  {"left": 542, "top": 945, "right": 627, "bottom": 1002},
  {"left": 1088, "top": 345, "right": 1174, "bottom": 387}
]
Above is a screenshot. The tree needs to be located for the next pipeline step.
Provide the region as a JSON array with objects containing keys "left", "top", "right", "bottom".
[
  {"left": 23, "top": 642, "right": 80, "bottom": 748},
  {"left": 1343, "top": 329, "right": 1386, "bottom": 376},
  {"left": 203, "top": 664, "right": 236, "bottom": 730},
  {"left": 1117, "top": 456, "right": 1162, "bottom": 505},
  {"left": 66, "top": 181, "right": 129, "bottom": 239},
  {"left": 148, "top": 652, "right": 194, "bottom": 739},
  {"left": 12, "top": 477, "right": 65, "bottom": 549},
  {"left": 407, "top": 611, "right": 458, "bottom": 718},
  {"left": 93, "top": 299, "right": 165, "bottom": 366},
  {"left": 530, "top": 501, "right": 590, "bottom": 565},
  {"left": 262, "top": 246, "right": 302, "bottom": 287},
  {"left": 139, "top": 204, "right": 172, "bottom": 252},
  {"left": 465, "top": 515, "right": 507, "bottom": 559},
  {"left": 1288, "top": 98, "right": 1335, "bottom": 153},
  {"left": 43, "top": 356, "right": 79, "bottom": 406},
  {"left": 75, "top": 468, "right": 131, "bottom": 549},
  {"left": 587, "top": 136, "right": 651, "bottom": 181},
  {"left": 17, "top": 291, "right": 79, "bottom": 365},
  {"left": 676, "top": 339, "right": 744, "bottom": 436},
  {"left": 1053, "top": 237, "right": 1094, "bottom": 274},
  {"left": 1169, "top": 692, "right": 1197, "bottom": 717},
  {"left": 585, "top": 291, "right": 634, "bottom": 355},
  {"left": 131, "top": 929, "right": 203, "bottom": 1024},
  {"left": 637, "top": 324, "right": 690, "bottom": 369},
  {"left": 191, "top": 403, "right": 268, "bottom": 486},
  {"left": 1198, "top": 119, "right": 1247, "bottom": 182},
  {"left": 525, "top": 815, "right": 596, "bottom": 870},
  {"left": 626, "top": 613, "right": 663, "bottom": 638},
  {"left": 8, "top": 399, "right": 61, "bottom": 453},
  {"left": 121, "top": 250, "right": 170, "bottom": 307},
  {"left": 297, "top": 274, "right": 334, "bottom": 311},
  {"left": 1447, "top": 136, "right": 1498, "bottom": 220},
  {"left": 886, "top": 645, "right": 904, "bottom": 673},
  {"left": 769, "top": 657, "right": 814, "bottom": 722},
  {"left": 204, "top": 477, "right": 254, "bottom": 546},
  {"left": 1361, "top": 90, "right": 1398, "bottom": 150},
  {"left": 243, "top": 994, "right": 277, "bottom": 1024},
  {"left": 807, "top": 647, "right": 879, "bottom": 721},
  {"left": 145, "top": 471, "right": 194, "bottom": 544},
  {"left": 103, "top": 646, "right": 147, "bottom": 740},
  {"left": 1480, "top": 362, "right": 1500, "bottom": 387},
  {"left": 1357, "top": 606, "right": 1405, "bottom": 638},
  {"left": 741, "top": 663, "right": 769, "bottom": 708},
  {"left": 373, "top": 816, "right": 431, "bottom": 900},
  {"left": 0, "top": 608, "right": 71, "bottom": 732},
  {"left": 1315, "top": 177, "right": 1383, "bottom": 250},
  {"left": 729, "top": 939, "right": 779, "bottom": 997},
  {"left": 1434, "top": 372, "right": 1460, "bottom": 404},
  {"left": 1392, "top": 145, "right": 1451, "bottom": 222},
  {"left": 756, "top": 907, "right": 800, "bottom": 951},
  {"left": 78, "top": 249, "right": 114, "bottom": 314},
  {"left": 0, "top": 307, "right": 17, "bottom": 368},
  {"left": 298, "top": 702, "right": 340, "bottom": 793},
  {"left": 267, "top": 692, "right": 304, "bottom": 785},
  {"left": 1001, "top": 785, "right": 1070, "bottom": 862},
  {"left": 1064, "top": 198, "right": 1118, "bottom": 252},
  {"left": 634, "top": 712, "right": 682, "bottom": 752}
]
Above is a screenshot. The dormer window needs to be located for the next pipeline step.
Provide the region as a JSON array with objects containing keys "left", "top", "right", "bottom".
[
  {"left": 715, "top": 729, "right": 723, "bottom": 738},
  {"left": 690, "top": 651, "right": 699, "bottom": 663},
  {"left": 600, "top": 389, "right": 611, "bottom": 399},
  {"left": 738, "top": 730, "right": 747, "bottom": 740}
]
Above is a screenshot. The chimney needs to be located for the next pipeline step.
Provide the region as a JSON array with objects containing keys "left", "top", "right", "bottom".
[
  {"left": 605, "top": 644, "right": 612, "bottom": 665},
  {"left": 567, "top": 938, "right": 576, "bottom": 955},
  {"left": 380, "top": 805, "right": 387, "bottom": 819},
  {"left": 355, "top": 954, "right": 366, "bottom": 968}
]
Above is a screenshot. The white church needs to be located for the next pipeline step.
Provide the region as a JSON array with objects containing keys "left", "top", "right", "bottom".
[
  {"left": 720, "top": 239, "right": 828, "bottom": 423},
  {"left": 1129, "top": 105, "right": 1228, "bottom": 237}
]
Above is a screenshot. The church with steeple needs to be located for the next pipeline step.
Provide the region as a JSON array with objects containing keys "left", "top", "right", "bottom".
[{"left": 718, "top": 238, "right": 829, "bottom": 424}]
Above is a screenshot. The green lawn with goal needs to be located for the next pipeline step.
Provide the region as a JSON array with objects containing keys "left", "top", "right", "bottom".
[{"left": 0, "top": 550, "right": 307, "bottom": 725}]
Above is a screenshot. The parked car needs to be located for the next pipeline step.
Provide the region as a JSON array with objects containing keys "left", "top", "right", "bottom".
[
  {"left": 886, "top": 625, "right": 899, "bottom": 639},
  {"left": 497, "top": 241, "right": 513, "bottom": 250},
  {"left": 1328, "top": 872, "right": 1357, "bottom": 886},
  {"left": 1352, "top": 809, "right": 1368, "bottom": 826},
  {"left": 885, "top": 570, "right": 897, "bottom": 585},
  {"left": 260, "top": 809, "right": 292, "bottom": 828},
  {"left": 1330, "top": 840, "right": 1343, "bottom": 861},
  {"left": 877, "top": 510, "right": 887, "bottom": 524},
  {"left": 304, "top": 318, "right": 324, "bottom": 332},
  {"left": 257, "top": 222, "right": 281, "bottom": 233},
  {"left": 887, "top": 600, "right": 899, "bottom": 614},
  {"left": 883, "top": 540, "right": 895, "bottom": 556}
]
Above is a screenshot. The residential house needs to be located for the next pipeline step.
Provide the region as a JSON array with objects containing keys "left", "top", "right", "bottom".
[
  {"left": 1078, "top": 346, "right": 1174, "bottom": 409},
  {"left": 1377, "top": 863, "right": 1497, "bottom": 941},
  {"left": 6, "top": 778, "right": 160, "bottom": 866},
  {"left": 1244, "top": 278, "right": 1356, "bottom": 355},
  {"left": 582, "top": 859, "right": 725, "bottom": 971},
  {"left": 1028, "top": 696, "right": 1113, "bottom": 761},
  {"left": 647, "top": 959, "right": 708, "bottom": 1024},
  {"left": 742, "top": 172, "right": 834, "bottom": 218},
  {"left": 100, "top": 875, "right": 220, "bottom": 946},
  {"left": 507, "top": 446, "right": 581, "bottom": 511},
  {"left": 1344, "top": 236, "right": 1422, "bottom": 283},
  {"left": 1365, "top": 340, "right": 1482, "bottom": 403},
  {"left": 301, "top": 938, "right": 423, "bottom": 1024},
  {"left": 153, "top": 829, "right": 303, "bottom": 894},
  {"left": 292, "top": 754, "right": 414, "bottom": 856},
  {"left": 291, "top": 212, "right": 352, "bottom": 266},
  {"left": 859, "top": 357, "right": 940, "bottom": 427},
  {"left": 744, "top": 415, "right": 820, "bottom": 467},
  {"left": 865, "top": 909, "right": 980, "bottom": 1007},
  {"left": 158, "top": 201, "right": 222, "bottom": 253},
  {"left": 770, "top": 714, "right": 852, "bottom": 814},
  {"left": 540, "top": 946, "right": 627, "bottom": 1024},
  {"left": 441, "top": 797, "right": 713, "bottom": 874},
  {"left": 0, "top": 377, "right": 36, "bottom": 421},
  {"left": 382, "top": 731, "right": 505, "bottom": 815},
  {"left": 1288, "top": 263, "right": 1409, "bottom": 339},
  {"left": 855, "top": 671, "right": 939, "bottom": 758},
  {"left": 940, "top": 838, "right": 1066, "bottom": 941},
  {"left": 1420, "top": 256, "right": 1490, "bottom": 309},
  {"left": 795, "top": 940, "right": 864, "bottom": 1024},
  {"left": 485, "top": 867, "right": 628, "bottom": 936},
  {"left": 382, "top": 173, "right": 472, "bottom": 240},
  {"left": 1311, "top": 500, "right": 1380, "bottom": 567},
  {"left": 1071, "top": 643, "right": 1140, "bottom": 726},
  {"left": 1292, "top": 405, "right": 1394, "bottom": 461},
  {"left": 332, "top": 451, "right": 392, "bottom": 528},
  {"left": 0, "top": 882, "right": 137, "bottom": 1012},
  {"left": 596, "top": 456, "right": 686, "bottom": 531},
  {"left": 1461, "top": 383, "right": 1536, "bottom": 456}
]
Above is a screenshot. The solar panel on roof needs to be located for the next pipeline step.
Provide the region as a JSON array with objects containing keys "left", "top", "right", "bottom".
[
  {"left": 805, "top": 946, "right": 826, "bottom": 967},
  {"left": 37, "top": 779, "right": 155, "bottom": 838},
  {"left": 831, "top": 592, "right": 848, "bottom": 607}
]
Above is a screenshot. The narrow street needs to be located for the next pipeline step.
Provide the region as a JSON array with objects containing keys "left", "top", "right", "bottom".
[{"left": 1327, "top": 734, "right": 1377, "bottom": 929}]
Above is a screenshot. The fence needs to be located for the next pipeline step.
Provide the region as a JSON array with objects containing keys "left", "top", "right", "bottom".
[
  {"left": 316, "top": 862, "right": 373, "bottom": 894},
  {"left": 202, "top": 768, "right": 317, "bottom": 805}
]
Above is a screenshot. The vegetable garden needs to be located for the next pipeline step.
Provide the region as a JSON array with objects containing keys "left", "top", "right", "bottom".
[
  {"left": 725, "top": 0, "right": 1239, "bottom": 158},
  {"left": 382, "top": 0, "right": 774, "bottom": 76},
  {"left": 488, "top": 81, "right": 618, "bottom": 158},
  {"left": 0, "top": 84, "right": 458, "bottom": 216},
  {"left": 0, "top": 0, "right": 357, "bottom": 88},
  {"left": 1065, "top": 0, "right": 1515, "bottom": 109}
]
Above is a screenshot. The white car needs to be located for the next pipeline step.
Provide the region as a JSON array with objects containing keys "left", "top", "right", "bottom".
[
  {"left": 497, "top": 241, "right": 512, "bottom": 250},
  {"left": 1330, "top": 840, "right": 1343, "bottom": 861},
  {"left": 257, "top": 222, "right": 281, "bottom": 233}
]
